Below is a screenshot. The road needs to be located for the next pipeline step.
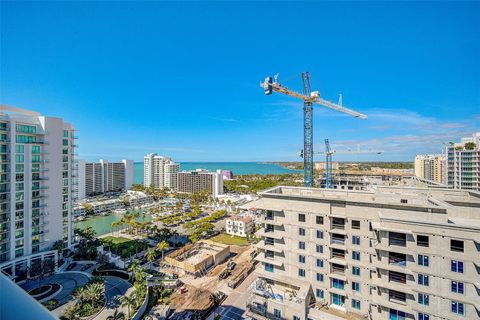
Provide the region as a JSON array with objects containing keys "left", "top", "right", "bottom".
[{"left": 209, "top": 271, "right": 256, "bottom": 320}]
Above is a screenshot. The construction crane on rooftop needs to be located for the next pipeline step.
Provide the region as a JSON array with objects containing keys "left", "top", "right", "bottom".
[
  {"left": 300, "top": 139, "right": 384, "bottom": 188},
  {"left": 261, "top": 72, "right": 368, "bottom": 187}
]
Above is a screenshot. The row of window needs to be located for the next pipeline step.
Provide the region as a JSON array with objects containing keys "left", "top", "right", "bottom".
[{"left": 298, "top": 213, "right": 361, "bottom": 229}]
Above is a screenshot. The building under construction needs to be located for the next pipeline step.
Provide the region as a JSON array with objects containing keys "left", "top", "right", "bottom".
[{"left": 165, "top": 240, "right": 230, "bottom": 276}]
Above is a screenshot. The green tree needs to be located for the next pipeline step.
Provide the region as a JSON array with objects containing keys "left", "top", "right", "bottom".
[
  {"left": 156, "top": 241, "right": 169, "bottom": 260},
  {"left": 82, "top": 203, "right": 94, "bottom": 215},
  {"left": 145, "top": 248, "right": 157, "bottom": 265},
  {"left": 119, "top": 292, "right": 137, "bottom": 319},
  {"left": 52, "top": 240, "right": 65, "bottom": 257},
  {"left": 465, "top": 142, "right": 476, "bottom": 150},
  {"left": 63, "top": 304, "right": 80, "bottom": 320},
  {"left": 106, "top": 309, "right": 125, "bottom": 320},
  {"left": 127, "top": 259, "right": 140, "bottom": 275}
]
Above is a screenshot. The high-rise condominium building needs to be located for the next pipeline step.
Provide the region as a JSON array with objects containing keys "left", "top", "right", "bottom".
[
  {"left": 76, "top": 159, "right": 134, "bottom": 199},
  {"left": 143, "top": 153, "right": 179, "bottom": 189},
  {"left": 177, "top": 169, "right": 223, "bottom": 197},
  {"left": 414, "top": 154, "right": 446, "bottom": 184},
  {"left": 0, "top": 106, "right": 75, "bottom": 276},
  {"left": 246, "top": 186, "right": 480, "bottom": 320},
  {"left": 446, "top": 132, "right": 480, "bottom": 191}
]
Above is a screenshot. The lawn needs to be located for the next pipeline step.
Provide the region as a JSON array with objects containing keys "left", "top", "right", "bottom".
[
  {"left": 101, "top": 236, "right": 148, "bottom": 258},
  {"left": 210, "top": 233, "right": 249, "bottom": 246}
]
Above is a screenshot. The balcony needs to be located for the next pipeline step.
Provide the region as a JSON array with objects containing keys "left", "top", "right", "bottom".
[
  {"left": 388, "top": 232, "right": 406, "bottom": 247},
  {"left": 330, "top": 263, "right": 345, "bottom": 276},
  {"left": 331, "top": 218, "right": 345, "bottom": 231},
  {"left": 251, "top": 278, "right": 305, "bottom": 306},
  {"left": 331, "top": 248, "right": 345, "bottom": 260},
  {"left": 388, "top": 290, "right": 407, "bottom": 305},
  {"left": 256, "top": 240, "right": 284, "bottom": 254},
  {"left": 330, "top": 234, "right": 345, "bottom": 246},
  {"left": 389, "top": 252, "right": 407, "bottom": 267},
  {"left": 388, "top": 271, "right": 407, "bottom": 284},
  {"left": 247, "top": 304, "right": 285, "bottom": 320}
]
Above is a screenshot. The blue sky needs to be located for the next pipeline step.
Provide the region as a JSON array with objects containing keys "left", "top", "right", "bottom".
[{"left": 1, "top": 1, "right": 479, "bottom": 162}]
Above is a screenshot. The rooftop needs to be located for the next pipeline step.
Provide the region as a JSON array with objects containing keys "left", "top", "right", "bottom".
[{"left": 242, "top": 186, "right": 480, "bottom": 230}]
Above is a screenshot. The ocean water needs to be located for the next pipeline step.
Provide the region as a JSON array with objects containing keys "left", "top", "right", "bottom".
[{"left": 134, "top": 162, "right": 299, "bottom": 184}]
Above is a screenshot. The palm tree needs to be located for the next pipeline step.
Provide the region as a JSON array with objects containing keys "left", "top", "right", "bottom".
[
  {"left": 159, "top": 228, "right": 171, "bottom": 241},
  {"left": 156, "top": 240, "right": 169, "bottom": 260},
  {"left": 119, "top": 293, "right": 136, "bottom": 319},
  {"left": 86, "top": 282, "right": 105, "bottom": 305},
  {"left": 145, "top": 248, "right": 157, "bottom": 266},
  {"left": 106, "top": 308, "right": 125, "bottom": 320},
  {"left": 127, "top": 259, "right": 140, "bottom": 276}
]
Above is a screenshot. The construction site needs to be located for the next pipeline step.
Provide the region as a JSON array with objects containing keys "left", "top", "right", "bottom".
[
  {"left": 166, "top": 243, "right": 257, "bottom": 319},
  {"left": 164, "top": 240, "right": 230, "bottom": 277}
]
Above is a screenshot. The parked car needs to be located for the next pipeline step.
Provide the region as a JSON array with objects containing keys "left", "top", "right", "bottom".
[{"left": 227, "top": 261, "right": 236, "bottom": 270}]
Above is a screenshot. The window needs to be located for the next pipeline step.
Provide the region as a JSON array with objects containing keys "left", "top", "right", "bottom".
[
  {"left": 418, "top": 313, "right": 430, "bottom": 320},
  {"left": 293, "top": 316, "right": 300, "bottom": 320},
  {"left": 316, "top": 259, "right": 323, "bottom": 268},
  {"left": 451, "top": 260, "right": 464, "bottom": 273},
  {"left": 299, "top": 241, "right": 306, "bottom": 250},
  {"left": 316, "top": 230, "right": 323, "bottom": 239},
  {"left": 352, "top": 220, "right": 360, "bottom": 229},
  {"left": 265, "top": 250, "right": 274, "bottom": 259},
  {"left": 316, "top": 245, "right": 323, "bottom": 253},
  {"left": 418, "top": 274, "right": 429, "bottom": 286},
  {"left": 332, "top": 278, "right": 344, "bottom": 290},
  {"left": 451, "top": 281, "right": 464, "bottom": 294},
  {"left": 299, "top": 227, "right": 306, "bottom": 236},
  {"left": 15, "top": 145, "right": 24, "bottom": 153},
  {"left": 352, "top": 266, "right": 360, "bottom": 276},
  {"left": 316, "top": 216, "right": 323, "bottom": 224},
  {"left": 298, "top": 213, "right": 306, "bottom": 222},
  {"left": 451, "top": 239, "right": 464, "bottom": 253},
  {"left": 352, "top": 236, "right": 360, "bottom": 245},
  {"left": 316, "top": 288, "right": 324, "bottom": 298},
  {"left": 299, "top": 255, "right": 306, "bottom": 263},
  {"left": 418, "top": 293, "right": 429, "bottom": 306},
  {"left": 265, "top": 263, "right": 274, "bottom": 272},
  {"left": 417, "top": 235, "right": 429, "bottom": 247},
  {"left": 451, "top": 301, "right": 465, "bottom": 315},
  {"left": 352, "top": 282, "right": 360, "bottom": 292},
  {"left": 389, "top": 309, "right": 406, "bottom": 320},
  {"left": 298, "top": 268, "right": 306, "bottom": 277},
  {"left": 418, "top": 254, "right": 429, "bottom": 267},
  {"left": 352, "top": 299, "right": 361, "bottom": 310},
  {"left": 316, "top": 273, "right": 323, "bottom": 282},
  {"left": 352, "top": 251, "right": 360, "bottom": 261},
  {"left": 274, "top": 309, "right": 281, "bottom": 318},
  {"left": 400, "top": 199, "right": 408, "bottom": 204}
]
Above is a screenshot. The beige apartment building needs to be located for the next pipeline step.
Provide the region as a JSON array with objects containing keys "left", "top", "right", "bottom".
[
  {"left": 143, "top": 153, "right": 179, "bottom": 190},
  {"left": 414, "top": 155, "right": 446, "bottom": 185},
  {"left": 177, "top": 169, "right": 223, "bottom": 197},
  {"left": 246, "top": 186, "right": 480, "bottom": 320}
]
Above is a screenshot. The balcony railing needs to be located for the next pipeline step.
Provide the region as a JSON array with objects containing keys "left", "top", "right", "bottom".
[
  {"left": 388, "top": 271, "right": 407, "bottom": 284},
  {"left": 331, "top": 238, "right": 345, "bottom": 245},
  {"left": 331, "top": 223, "right": 345, "bottom": 230},
  {"left": 388, "top": 238, "right": 406, "bottom": 247}
]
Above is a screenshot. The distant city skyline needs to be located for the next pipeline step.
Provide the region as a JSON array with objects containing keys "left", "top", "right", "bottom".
[{"left": 1, "top": 2, "right": 479, "bottom": 162}]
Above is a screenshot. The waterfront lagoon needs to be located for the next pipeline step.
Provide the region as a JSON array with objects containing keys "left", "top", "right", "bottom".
[{"left": 75, "top": 213, "right": 152, "bottom": 236}]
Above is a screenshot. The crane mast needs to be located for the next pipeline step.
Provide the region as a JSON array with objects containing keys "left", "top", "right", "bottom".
[
  {"left": 261, "top": 72, "right": 367, "bottom": 187},
  {"left": 325, "top": 139, "right": 333, "bottom": 189},
  {"left": 302, "top": 72, "right": 314, "bottom": 187}
]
